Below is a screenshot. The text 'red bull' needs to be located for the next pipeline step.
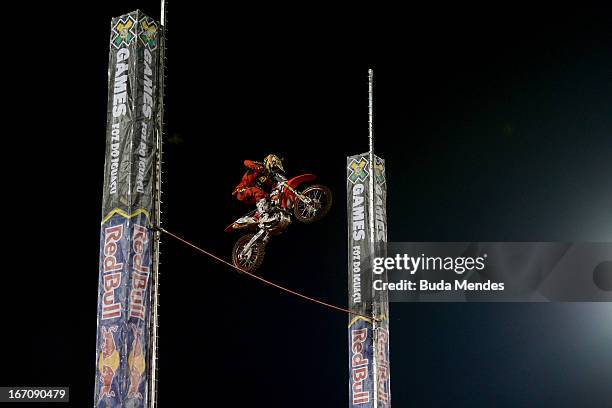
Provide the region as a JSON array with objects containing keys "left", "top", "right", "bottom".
[
  {"left": 376, "top": 328, "right": 390, "bottom": 405},
  {"left": 102, "top": 225, "right": 124, "bottom": 320},
  {"left": 129, "top": 225, "right": 150, "bottom": 320},
  {"left": 351, "top": 327, "right": 370, "bottom": 404}
]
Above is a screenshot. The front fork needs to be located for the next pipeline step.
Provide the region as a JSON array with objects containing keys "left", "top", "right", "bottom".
[{"left": 239, "top": 228, "right": 269, "bottom": 260}]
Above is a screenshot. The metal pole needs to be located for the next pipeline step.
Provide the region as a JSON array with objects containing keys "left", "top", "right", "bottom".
[
  {"left": 149, "top": 1, "right": 166, "bottom": 407},
  {"left": 161, "top": 0, "right": 166, "bottom": 26},
  {"left": 368, "top": 68, "right": 379, "bottom": 408},
  {"left": 368, "top": 69, "right": 374, "bottom": 167},
  {"left": 368, "top": 69, "right": 375, "bottom": 246}
]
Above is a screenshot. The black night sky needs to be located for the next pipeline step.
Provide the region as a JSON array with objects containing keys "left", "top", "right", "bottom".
[{"left": 4, "top": 3, "right": 612, "bottom": 407}]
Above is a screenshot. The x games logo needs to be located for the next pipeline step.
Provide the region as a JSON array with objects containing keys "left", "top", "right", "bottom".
[
  {"left": 139, "top": 17, "right": 158, "bottom": 51},
  {"left": 111, "top": 16, "right": 136, "bottom": 48},
  {"left": 348, "top": 157, "right": 369, "bottom": 184},
  {"left": 373, "top": 157, "right": 386, "bottom": 185}
]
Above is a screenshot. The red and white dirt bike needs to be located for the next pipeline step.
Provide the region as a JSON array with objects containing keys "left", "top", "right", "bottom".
[{"left": 225, "top": 173, "right": 332, "bottom": 272}]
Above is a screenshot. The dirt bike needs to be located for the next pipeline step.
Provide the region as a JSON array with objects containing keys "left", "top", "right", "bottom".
[{"left": 225, "top": 173, "right": 332, "bottom": 272}]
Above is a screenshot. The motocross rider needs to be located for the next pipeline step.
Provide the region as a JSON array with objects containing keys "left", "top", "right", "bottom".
[{"left": 232, "top": 154, "right": 286, "bottom": 223}]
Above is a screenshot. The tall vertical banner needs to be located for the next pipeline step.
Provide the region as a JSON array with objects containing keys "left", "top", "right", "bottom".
[
  {"left": 347, "top": 154, "right": 390, "bottom": 407},
  {"left": 95, "top": 10, "right": 160, "bottom": 407}
]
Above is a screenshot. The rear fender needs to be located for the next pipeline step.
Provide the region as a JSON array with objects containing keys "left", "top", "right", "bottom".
[{"left": 286, "top": 173, "right": 317, "bottom": 189}]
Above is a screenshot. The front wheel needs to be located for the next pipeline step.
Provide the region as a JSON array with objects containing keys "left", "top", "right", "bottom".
[
  {"left": 294, "top": 184, "right": 333, "bottom": 223},
  {"left": 232, "top": 234, "right": 265, "bottom": 273}
]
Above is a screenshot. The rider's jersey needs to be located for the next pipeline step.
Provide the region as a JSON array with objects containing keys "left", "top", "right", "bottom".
[{"left": 233, "top": 160, "right": 274, "bottom": 194}]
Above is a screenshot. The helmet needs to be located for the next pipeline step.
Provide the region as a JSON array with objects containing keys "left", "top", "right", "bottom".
[{"left": 263, "top": 154, "right": 284, "bottom": 173}]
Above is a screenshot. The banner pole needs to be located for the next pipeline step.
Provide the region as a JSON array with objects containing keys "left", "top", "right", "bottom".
[
  {"left": 149, "top": 1, "right": 166, "bottom": 407},
  {"left": 347, "top": 69, "right": 390, "bottom": 408},
  {"left": 368, "top": 68, "right": 379, "bottom": 408}
]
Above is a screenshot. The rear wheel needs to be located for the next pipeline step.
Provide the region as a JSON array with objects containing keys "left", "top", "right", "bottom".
[
  {"left": 294, "top": 184, "right": 333, "bottom": 223},
  {"left": 232, "top": 233, "right": 265, "bottom": 273}
]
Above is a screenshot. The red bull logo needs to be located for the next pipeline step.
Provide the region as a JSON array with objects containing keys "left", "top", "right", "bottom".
[
  {"left": 129, "top": 224, "right": 150, "bottom": 320},
  {"left": 102, "top": 225, "right": 124, "bottom": 320},
  {"left": 127, "top": 324, "right": 146, "bottom": 400},
  {"left": 351, "top": 327, "right": 370, "bottom": 405},
  {"left": 98, "top": 325, "right": 120, "bottom": 402},
  {"left": 376, "top": 328, "right": 390, "bottom": 405}
]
